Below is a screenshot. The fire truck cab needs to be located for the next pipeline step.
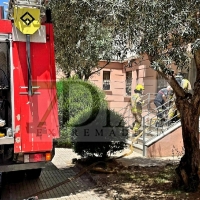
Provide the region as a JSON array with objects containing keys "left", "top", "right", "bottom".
[{"left": 0, "top": 0, "right": 59, "bottom": 179}]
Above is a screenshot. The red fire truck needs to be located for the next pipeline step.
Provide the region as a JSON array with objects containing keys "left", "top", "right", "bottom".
[{"left": 0, "top": 0, "right": 59, "bottom": 180}]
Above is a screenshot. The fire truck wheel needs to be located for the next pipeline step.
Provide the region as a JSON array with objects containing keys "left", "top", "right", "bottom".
[{"left": 26, "top": 168, "right": 42, "bottom": 179}]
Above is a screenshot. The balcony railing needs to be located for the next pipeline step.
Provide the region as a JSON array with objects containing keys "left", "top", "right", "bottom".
[
  {"left": 103, "top": 80, "right": 110, "bottom": 90},
  {"left": 125, "top": 80, "right": 132, "bottom": 96}
]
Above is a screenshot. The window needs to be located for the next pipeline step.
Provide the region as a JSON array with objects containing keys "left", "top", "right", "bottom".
[
  {"left": 103, "top": 71, "right": 110, "bottom": 90},
  {"left": 126, "top": 71, "right": 132, "bottom": 96},
  {"left": 157, "top": 73, "right": 168, "bottom": 92}
]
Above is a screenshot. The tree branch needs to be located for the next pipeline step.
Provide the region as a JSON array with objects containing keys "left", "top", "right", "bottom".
[
  {"left": 89, "top": 59, "right": 110, "bottom": 77},
  {"left": 157, "top": 69, "right": 186, "bottom": 98}
]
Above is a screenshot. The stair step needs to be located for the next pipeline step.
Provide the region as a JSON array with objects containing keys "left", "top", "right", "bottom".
[
  {"left": 135, "top": 137, "right": 150, "bottom": 144},
  {"left": 130, "top": 131, "right": 163, "bottom": 146},
  {"left": 126, "top": 110, "right": 185, "bottom": 157},
  {"left": 132, "top": 143, "right": 143, "bottom": 154},
  {"left": 144, "top": 125, "right": 167, "bottom": 132},
  {"left": 145, "top": 127, "right": 166, "bottom": 136},
  {"left": 147, "top": 131, "right": 162, "bottom": 136},
  {"left": 128, "top": 131, "right": 159, "bottom": 144}
]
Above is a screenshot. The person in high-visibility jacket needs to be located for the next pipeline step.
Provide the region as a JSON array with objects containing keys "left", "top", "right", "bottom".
[
  {"left": 168, "top": 74, "right": 192, "bottom": 124},
  {"left": 154, "top": 86, "right": 172, "bottom": 127},
  {"left": 131, "top": 84, "right": 144, "bottom": 136},
  {"left": 181, "top": 78, "right": 192, "bottom": 93},
  {"left": 167, "top": 93, "right": 180, "bottom": 124}
]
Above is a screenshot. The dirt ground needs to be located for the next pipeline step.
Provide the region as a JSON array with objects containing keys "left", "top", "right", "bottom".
[{"left": 76, "top": 159, "right": 200, "bottom": 200}]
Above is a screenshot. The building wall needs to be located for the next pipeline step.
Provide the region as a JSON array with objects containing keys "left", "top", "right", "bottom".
[
  {"left": 147, "top": 127, "right": 183, "bottom": 157},
  {"left": 89, "top": 57, "right": 158, "bottom": 126}
]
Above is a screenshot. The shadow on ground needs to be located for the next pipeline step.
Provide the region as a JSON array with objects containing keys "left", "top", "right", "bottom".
[{"left": 1, "top": 148, "right": 108, "bottom": 200}]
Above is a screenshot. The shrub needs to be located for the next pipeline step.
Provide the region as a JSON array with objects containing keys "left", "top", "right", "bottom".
[
  {"left": 67, "top": 108, "right": 129, "bottom": 158},
  {"left": 56, "top": 78, "right": 107, "bottom": 147},
  {"left": 57, "top": 78, "right": 107, "bottom": 126}
]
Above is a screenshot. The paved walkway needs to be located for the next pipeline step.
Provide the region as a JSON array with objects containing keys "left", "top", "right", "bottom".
[
  {"left": 1, "top": 148, "right": 180, "bottom": 200},
  {"left": 115, "top": 148, "right": 180, "bottom": 167},
  {"left": 1, "top": 148, "right": 109, "bottom": 200}
]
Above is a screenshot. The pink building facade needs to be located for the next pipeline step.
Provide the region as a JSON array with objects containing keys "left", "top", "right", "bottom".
[
  {"left": 89, "top": 56, "right": 196, "bottom": 115},
  {"left": 88, "top": 57, "right": 199, "bottom": 157},
  {"left": 55, "top": 57, "right": 197, "bottom": 157},
  {"left": 89, "top": 56, "right": 158, "bottom": 119}
]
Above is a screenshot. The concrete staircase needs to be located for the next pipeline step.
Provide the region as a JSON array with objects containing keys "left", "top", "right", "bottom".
[
  {"left": 123, "top": 93, "right": 200, "bottom": 157},
  {"left": 130, "top": 122, "right": 181, "bottom": 156},
  {"left": 126, "top": 96, "right": 182, "bottom": 156}
]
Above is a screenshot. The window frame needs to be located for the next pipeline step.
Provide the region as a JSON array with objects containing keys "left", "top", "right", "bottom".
[
  {"left": 125, "top": 71, "right": 132, "bottom": 96},
  {"left": 103, "top": 71, "right": 110, "bottom": 90}
]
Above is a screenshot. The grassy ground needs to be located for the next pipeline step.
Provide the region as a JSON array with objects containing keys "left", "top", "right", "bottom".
[{"left": 77, "top": 159, "right": 200, "bottom": 200}]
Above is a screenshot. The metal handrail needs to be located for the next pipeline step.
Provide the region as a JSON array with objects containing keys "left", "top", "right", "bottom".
[
  {"left": 116, "top": 93, "right": 155, "bottom": 127},
  {"left": 117, "top": 92, "right": 181, "bottom": 156},
  {"left": 116, "top": 93, "right": 166, "bottom": 127},
  {"left": 115, "top": 93, "right": 180, "bottom": 131},
  {"left": 141, "top": 98, "right": 181, "bottom": 156}
]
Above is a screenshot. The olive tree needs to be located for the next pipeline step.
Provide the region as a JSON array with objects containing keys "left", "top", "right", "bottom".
[
  {"left": 122, "top": 0, "right": 200, "bottom": 191},
  {"left": 49, "top": 0, "right": 200, "bottom": 191},
  {"left": 49, "top": 0, "right": 127, "bottom": 79}
]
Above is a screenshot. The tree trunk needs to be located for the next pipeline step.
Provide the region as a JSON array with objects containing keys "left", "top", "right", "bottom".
[
  {"left": 175, "top": 104, "right": 199, "bottom": 191},
  {"left": 84, "top": 74, "right": 90, "bottom": 80}
]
